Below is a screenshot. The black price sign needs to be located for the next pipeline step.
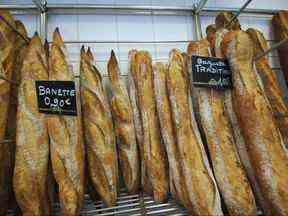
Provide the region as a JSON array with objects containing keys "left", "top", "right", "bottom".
[
  {"left": 192, "top": 55, "right": 232, "bottom": 90},
  {"left": 35, "top": 81, "right": 77, "bottom": 116}
]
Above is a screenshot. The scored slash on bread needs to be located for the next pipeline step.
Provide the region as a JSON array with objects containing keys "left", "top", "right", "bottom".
[
  {"left": 13, "top": 33, "right": 51, "bottom": 215},
  {"left": 48, "top": 28, "right": 85, "bottom": 215},
  {"left": 107, "top": 50, "right": 140, "bottom": 193},
  {"left": 80, "top": 46, "right": 118, "bottom": 207}
]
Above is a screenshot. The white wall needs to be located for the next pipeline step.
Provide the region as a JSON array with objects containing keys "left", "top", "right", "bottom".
[{"left": 3, "top": 0, "right": 288, "bottom": 98}]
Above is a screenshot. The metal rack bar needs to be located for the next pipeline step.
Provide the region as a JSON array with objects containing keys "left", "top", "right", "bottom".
[
  {"left": 33, "top": 0, "right": 47, "bottom": 41},
  {"left": 255, "top": 37, "right": 288, "bottom": 61},
  {"left": 195, "top": 0, "right": 209, "bottom": 14},
  {"left": 200, "top": 7, "right": 277, "bottom": 15},
  {"left": 32, "top": 0, "right": 46, "bottom": 13},
  {"left": 49, "top": 40, "right": 195, "bottom": 44},
  {"left": 226, "top": 0, "right": 253, "bottom": 28},
  {"left": 46, "top": 4, "right": 194, "bottom": 16},
  {"left": 0, "top": 4, "right": 37, "bottom": 10}
]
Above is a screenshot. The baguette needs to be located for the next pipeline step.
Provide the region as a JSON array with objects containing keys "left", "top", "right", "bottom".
[
  {"left": 189, "top": 39, "right": 257, "bottom": 216},
  {"left": 152, "top": 62, "right": 189, "bottom": 206},
  {"left": 222, "top": 30, "right": 288, "bottom": 216},
  {"left": 0, "top": 10, "right": 16, "bottom": 215},
  {"left": 247, "top": 28, "right": 288, "bottom": 148},
  {"left": 80, "top": 46, "right": 118, "bottom": 206},
  {"left": 6, "top": 20, "right": 28, "bottom": 140},
  {"left": 107, "top": 50, "right": 139, "bottom": 193},
  {"left": 167, "top": 49, "right": 222, "bottom": 215},
  {"left": 127, "top": 50, "right": 152, "bottom": 194},
  {"left": 132, "top": 51, "right": 168, "bottom": 202},
  {"left": 214, "top": 15, "right": 270, "bottom": 213},
  {"left": 13, "top": 33, "right": 51, "bottom": 216},
  {"left": 48, "top": 28, "right": 85, "bottom": 215},
  {"left": 272, "top": 11, "right": 288, "bottom": 83}
]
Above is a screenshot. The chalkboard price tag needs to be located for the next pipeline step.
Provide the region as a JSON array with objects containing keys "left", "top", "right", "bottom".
[
  {"left": 192, "top": 55, "right": 232, "bottom": 90},
  {"left": 35, "top": 81, "right": 77, "bottom": 116}
]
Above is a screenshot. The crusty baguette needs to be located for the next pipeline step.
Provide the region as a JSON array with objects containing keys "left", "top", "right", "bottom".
[
  {"left": 6, "top": 20, "right": 28, "bottom": 140},
  {"left": 167, "top": 49, "right": 222, "bottom": 215},
  {"left": 132, "top": 51, "right": 168, "bottom": 202},
  {"left": 0, "top": 10, "right": 16, "bottom": 215},
  {"left": 127, "top": 50, "right": 152, "bottom": 194},
  {"left": 80, "top": 46, "right": 118, "bottom": 206},
  {"left": 214, "top": 19, "right": 269, "bottom": 214},
  {"left": 152, "top": 62, "right": 190, "bottom": 206},
  {"left": 272, "top": 11, "right": 288, "bottom": 83},
  {"left": 7, "top": 20, "right": 29, "bottom": 212},
  {"left": 222, "top": 30, "right": 288, "bottom": 216},
  {"left": 107, "top": 50, "right": 139, "bottom": 193},
  {"left": 13, "top": 34, "right": 51, "bottom": 216},
  {"left": 247, "top": 28, "right": 288, "bottom": 148},
  {"left": 48, "top": 28, "right": 85, "bottom": 215},
  {"left": 189, "top": 39, "right": 257, "bottom": 216}
]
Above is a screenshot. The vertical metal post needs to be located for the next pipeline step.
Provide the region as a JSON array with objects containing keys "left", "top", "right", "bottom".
[
  {"left": 40, "top": 11, "right": 47, "bottom": 41},
  {"left": 194, "top": 12, "right": 202, "bottom": 40},
  {"left": 33, "top": 0, "right": 47, "bottom": 42},
  {"left": 193, "top": 0, "right": 208, "bottom": 40}
]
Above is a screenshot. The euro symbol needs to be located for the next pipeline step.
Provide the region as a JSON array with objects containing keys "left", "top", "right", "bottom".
[{"left": 65, "top": 99, "right": 71, "bottom": 105}]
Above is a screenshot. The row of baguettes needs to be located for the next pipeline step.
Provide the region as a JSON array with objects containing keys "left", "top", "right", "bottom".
[
  {"left": 206, "top": 12, "right": 288, "bottom": 215},
  {"left": 1, "top": 9, "right": 288, "bottom": 216}
]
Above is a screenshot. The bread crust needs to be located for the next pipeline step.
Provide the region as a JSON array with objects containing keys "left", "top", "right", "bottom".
[
  {"left": 48, "top": 29, "right": 85, "bottom": 215},
  {"left": 13, "top": 34, "right": 51, "bottom": 216},
  {"left": 0, "top": 10, "right": 16, "bottom": 215},
  {"left": 107, "top": 50, "right": 139, "bottom": 193},
  {"left": 188, "top": 40, "right": 257, "bottom": 216},
  {"left": 247, "top": 28, "right": 288, "bottom": 148},
  {"left": 132, "top": 51, "right": 169, "bottom": 202},
  {"left": 167, "top": 49, "right": 223, "bottom": 215},
  {"left": 272, "top": 11, "right": 288, "bottom": 82},
  {"left": 222, "top": 30, "right": 288, "bottom": 216}
]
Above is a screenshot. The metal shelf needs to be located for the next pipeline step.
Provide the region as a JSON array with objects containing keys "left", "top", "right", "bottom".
[{"left": 7, "top": 192, "right": 188, "bottom": 216}]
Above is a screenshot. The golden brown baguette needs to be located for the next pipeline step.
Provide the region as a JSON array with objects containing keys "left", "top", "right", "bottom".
[
  {"left": 127, "top": 49, "right": 152, "bottom": 194},
  {"left": 167, "top": 49, "right": 222, "bottom": 215},
  {"left": 48, "top": 28, "right": 85, "bottom": 215},
  {"left": 6, "top": 20, "right": 29, "bottom": 139},
  {"left": 13, "top": 33, "right": 51, "bottom": 216},
  {"left": 272, "top": 11, "right": 288, "bottom": 83},
  {"left": 80, "top": 46, "right": 118, "bottom": 206},
  {"left": 246, "top": 28, "right": 288, "bottom": 148},
  {"left": 107, "top": 50, "right": 139, "bottom": 193},
  {"left": 152, "top": 62, "right": 190, "bottom": 206},
  {"left": 214, "top": 20, "right": 268, "bottom": 213},
  {"left": 189, "top": 39, "right": 257, "bottom": 216},
  {"left": 132, "top": 51, "right": 168, "bottom": 202},
  {"left": 222, "top": 30, "right": 288, "bottom": 216},
  {"left": 0, "top": 10, "right": 16, "bottom": 215},
  {"left": 7, "top": 19, "right": 29, "bottom": 212}
]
